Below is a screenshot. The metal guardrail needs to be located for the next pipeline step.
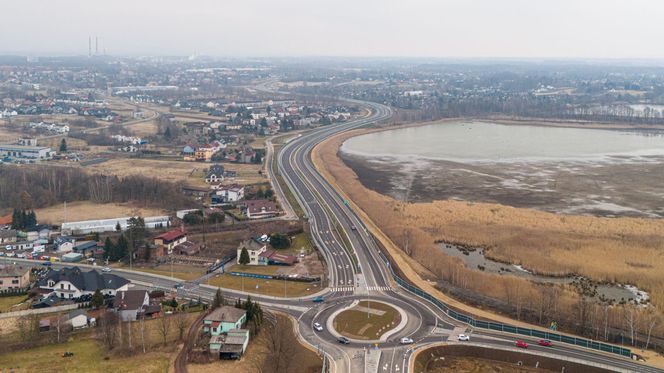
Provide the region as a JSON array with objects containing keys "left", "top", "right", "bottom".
[{"left": 375, "top": 248, "right": 633, "bottom": 358}]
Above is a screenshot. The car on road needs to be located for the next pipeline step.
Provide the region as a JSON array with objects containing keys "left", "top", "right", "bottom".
[
  {"left": 312, "top": 296, "right": 325, "bottom": 303},
  {"left": 337, "top": 336, "right": 350, "bottom": 344},
  {"left": 313, "top": 322, "right": 323, "bottom": 331},
  {"left": 101, "top": 267, "right": 112, "bottom": 272},
  {"left": 400, "top": 337, "right": 414, "bottom": 344},
  {"left": 538, "top": 339, "right": 552, "bottom": 347},
  {"left": 350, "top": 225, "right": 357, "bottom": 231},
  {"left": 516, "top": 340, "right": 528, "bottom": 349},
  {"left": 174, "top": 283, "right": 184, "bottom": 289},
  {"left": 458, "top": 334, "right": 470, "bottom": 341}
]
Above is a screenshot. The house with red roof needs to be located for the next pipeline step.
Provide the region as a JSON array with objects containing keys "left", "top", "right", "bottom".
[{"left": 153, "top": 228, "right": 187, "bottom": 255}]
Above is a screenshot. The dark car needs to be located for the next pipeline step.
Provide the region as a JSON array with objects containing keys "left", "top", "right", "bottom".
[{"left": 337, "top": 336, "right": 350, "bottom": 344}]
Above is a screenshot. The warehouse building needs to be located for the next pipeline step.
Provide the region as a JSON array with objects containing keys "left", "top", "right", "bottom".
[{"left": 0, "top": 144, "right": 54, "bottom": 160}]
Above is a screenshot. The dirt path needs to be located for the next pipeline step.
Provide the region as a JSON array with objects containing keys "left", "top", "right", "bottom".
[{"left": 175, "top": 310, "right": 209, "bottom": 373}]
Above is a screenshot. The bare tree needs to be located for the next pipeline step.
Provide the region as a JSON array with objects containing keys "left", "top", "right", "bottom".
[
  {"left": 257, "top": 315, "right": 298, "bottom": 373},
  {"left": 97, "top": 312, "right": 119, "bottom": 350},
  {"left": 175, "top": 312, "right": 188, "bottom": 342},
  {"left": 642, "top": 308, "right": 660, "bottom": 350},
  {"left": 623, "top": 305, "right": 638, "bottom": 346},
  {"left": 158, "top": 314, "right": 172, "bottom": 344}
]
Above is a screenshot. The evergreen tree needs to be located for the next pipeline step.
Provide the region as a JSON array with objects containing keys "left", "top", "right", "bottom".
[
  {"left": 115, "top": 222, "right": 122, "bottom": 231},
  {"left": 25, "top": 210, "right": 36, "bottom": 227},
  {"left": 164, "top": 126, "right": 172, "bottom": 140},
  {"left": 114, "top": 234, "right": 129, "bottom": 261},
  {"left": 103, "top": 237, "right": 114, "bottom": 259},
  {"left": 59, "top": 138, "right": 67, "bottom": 152},
  {"left": 239, "top": 247, "right": 250, "bottom": 265},
  {"left": 91, "top": 289, "right": 104, "bottom": 308},
  {"left": 212, "top": 288, "right": 224, "bottom": 309}
]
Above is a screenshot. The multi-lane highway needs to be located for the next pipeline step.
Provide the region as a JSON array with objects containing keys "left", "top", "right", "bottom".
[{"left": 15, "top": 97, "right": 663, "bottom": 372}]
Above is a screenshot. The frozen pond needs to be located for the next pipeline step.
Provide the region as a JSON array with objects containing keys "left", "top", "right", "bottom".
[{"left": 342, "top": 121, "right": 664, "bottom": 163}]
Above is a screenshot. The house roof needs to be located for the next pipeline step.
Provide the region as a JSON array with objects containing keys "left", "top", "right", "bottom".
[
  {"left": 259, "top": 250, "right": 297, "bottom": 265},
  {"left": 175, "top": 240, "right": 200, "bottom": 255},
  {"left": 115, "top": 290, "right": 148, "bottom": 311},
  {"left": 0, "top": 264, "right": 30, "bottom": 278},
  {"left": 154, "top": 229, "right": 186, "bottom": 243},
  {"left": 0, "top": 229, "right": 16, "bottom": 239},
  {"left": 243, "top": 200, "right": 277, "bottom": 214},
  {"left": 68, "top": 309, "right": 88, "bottom": 319},
  {"left": 238, "top": 238, "right": 265, "bottom": 252},
  {"left": 205, "top": 306, "right": 246, "bottom": 324},
  {"left": 38, "top": 267, "right": 129, "bottom": 292},
  {"left": 0, "top": 214, "right": 12, "bottom": 225}
]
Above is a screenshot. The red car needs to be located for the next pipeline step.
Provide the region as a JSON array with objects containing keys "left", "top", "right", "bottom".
[
  {"left": 516, "top": 340, "right": 528, "bottom": 349},
  {"left": 538, "top": 339, "right": 553, "bottom": 347}
]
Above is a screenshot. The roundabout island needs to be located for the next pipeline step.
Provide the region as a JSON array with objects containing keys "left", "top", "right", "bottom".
[{"left": 326, "top": 299, "right": 409, "bottom": 343}]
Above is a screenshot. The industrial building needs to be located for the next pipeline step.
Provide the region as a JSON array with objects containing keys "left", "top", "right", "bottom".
[
  {"left": 61, "top": 215, "right": 171, "bottom": 235},
  {"left": 0, "top": 144, "right": 54, "bottom": 160}
]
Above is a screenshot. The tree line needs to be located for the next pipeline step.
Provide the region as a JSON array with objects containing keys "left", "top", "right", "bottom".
[{"left": 0, "top": 165, "right": 197, "bottom": 211}]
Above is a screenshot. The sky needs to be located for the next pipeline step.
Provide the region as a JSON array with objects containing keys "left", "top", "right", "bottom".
[{"left": 2, "top": 0, "right": 664, "bottom": 59}]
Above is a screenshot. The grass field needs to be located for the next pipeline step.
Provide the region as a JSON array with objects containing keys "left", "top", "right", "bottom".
[
  {"left": 83, "top": 158, "right": 266, "bottom": 186},
  {"left": 0, "top": 339, "right": 173, "bottom": 373},
  {"left": 208, "top": 274, "right": 321, "bottom": 298},
  {"left": 0, "top": 311, "right": 199, "bottom": 372},
  {"left": 35, "top": 201, "right": 168, "bottom": 224},
  {"left": 0, "top": 295, "right": 30, "bottom": 312},
  {"left": 227, "top": 264, "right": 283, "bottom": 276},
  {"left": 334, "top": 301, "right": 400, "bottom": 340}
]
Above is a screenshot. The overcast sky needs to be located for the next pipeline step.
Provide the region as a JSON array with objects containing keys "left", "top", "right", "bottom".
[{"left": 2, "top": 0, "right": 664, "bottom": 59}]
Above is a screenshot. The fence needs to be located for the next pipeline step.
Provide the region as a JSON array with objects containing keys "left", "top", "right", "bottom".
[{"left": 374, "top": 242, "right": 633, "bottom": 358}]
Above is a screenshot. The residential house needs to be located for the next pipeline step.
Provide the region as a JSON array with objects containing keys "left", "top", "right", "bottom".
[
  {"left": 258, "top": 250, "right": 298, "bottom": 266},
  {"left": 0, "top": 229, "right": 17, "bottom": 244},
  {"left": 182, "top": 186, "right": 210, "bottom": 199},
  {"left": 153, "top": 228, "right": 187, "bottom": 255},
  {"left": 212, "top": 184, "right": 245, "bottom": 205},
  {"left": 241, "top": 200, "right": 278, "bottom": 219},
  {"left": 203, "top": 306, "right": 247, "bottom": 335},
  {"left": 182, "top": 145, "right": 196, "bottom": 161},
  {"left": 173, "top": 240, "right": 201, "bottom": 256},
  {"left": 55, "top": 236, "right": 76, "bottom": 253},
  {"left": 236, "top": 238, "right": 267, "bottom": 265},
  {"left": 73, "top": 240, "right": 98, "bottom": 258},
  {"left": 38, "top": 267, "right": 130, "bottom": 300},
  {"left": 114, "top": 289, "right": 150, "bottom": 321},
  {"left": 195, "top": 144, "right": 216, "bottom": 162},
  {"left": 210, "top": 329, "right": 250, "bottom": 360},
  {"left": 0, "top": 265, "right": 31, "bottom": 290},
  {"left": 0, "top": 214, "right": 12, "bottom": 228},
  {"left": 205, "top": 164, "right": 225, "bottom": 183}
]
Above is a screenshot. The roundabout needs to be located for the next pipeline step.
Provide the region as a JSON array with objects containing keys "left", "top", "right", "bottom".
[{"left": 328, "top": 299, "right": 407, "bottom": 342}]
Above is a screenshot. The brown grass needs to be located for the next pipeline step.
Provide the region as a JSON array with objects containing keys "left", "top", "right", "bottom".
[
  {"left": 313, "top": 127, "right": 664, "bottom": 341},
  {"left": 82, "top": 158, "right": 266, "bottom": 187},
  {"left": 35, "top": 201, "right": 168, "bottom": 224}
]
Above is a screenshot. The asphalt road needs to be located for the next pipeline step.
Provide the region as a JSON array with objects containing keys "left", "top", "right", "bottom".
[{"left": 12, "top": 97, "right": 664, "bottom": 372}]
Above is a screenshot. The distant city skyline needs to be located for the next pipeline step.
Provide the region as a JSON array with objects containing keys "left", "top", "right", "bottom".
[{"left": 2, "top": 0, "right": 664, "bottom": 59}]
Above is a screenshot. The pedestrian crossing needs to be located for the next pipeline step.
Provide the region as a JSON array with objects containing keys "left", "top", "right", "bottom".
[{"left": 330, "top": 286, "right": 394, "bottom": 292}]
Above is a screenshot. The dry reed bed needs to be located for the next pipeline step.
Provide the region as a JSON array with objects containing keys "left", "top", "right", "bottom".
[{"left": 315, "top": 128, "right": 664, "bottom": 314}]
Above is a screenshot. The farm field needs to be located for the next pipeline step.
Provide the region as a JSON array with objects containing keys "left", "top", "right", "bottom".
[{"left": 35, "top": 201, "right": 168, "bottom": 224}]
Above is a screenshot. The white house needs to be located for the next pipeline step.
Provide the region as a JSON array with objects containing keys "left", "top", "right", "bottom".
[
  {"left": 214, "top": 184, "right": 245, "bottom": 203},
  {"left": 115, "top": 289, "right": 150, "bottom": 321},
  {"left": 38, "top": 267, "right": 130, "bottom": 299},
  {"left": 236, "top": 239, "right": 267, "bottom": 265}
]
